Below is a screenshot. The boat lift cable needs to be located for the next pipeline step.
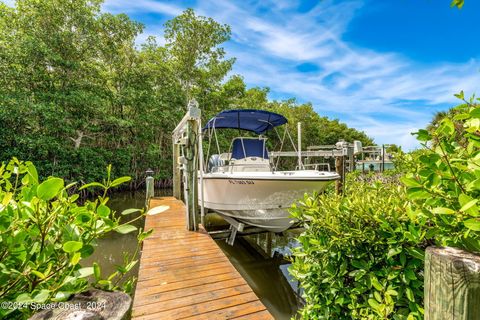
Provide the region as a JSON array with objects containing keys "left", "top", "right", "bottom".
[
  {"left": 198, "top": 117, "right": 205, "bottom": 226},
  {"left": 205, "top": 126, "right": 212, "bottom": 169},
  {"left": 212, "top": 121, "right": 221, "bottom": 155},
  {"left": 273, "top": 126, "right": 287, "bottom": 171}
]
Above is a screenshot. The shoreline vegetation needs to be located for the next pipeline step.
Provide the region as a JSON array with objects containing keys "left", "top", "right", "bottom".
[
  {"left": 0, "top": 160, "right": 151, "bottom": 319},
  {"left": 0, "top": 0, "right": 372, "bottom": 193}
]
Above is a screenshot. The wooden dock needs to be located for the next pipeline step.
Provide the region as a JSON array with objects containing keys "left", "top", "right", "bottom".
[{"left": 131, "top": 197, "right": 273, "bottom": 320}]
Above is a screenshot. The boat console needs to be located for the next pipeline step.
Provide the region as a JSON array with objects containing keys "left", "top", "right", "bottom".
[{"left": 208, "top": 137, "right": 271, "bottom": 173}]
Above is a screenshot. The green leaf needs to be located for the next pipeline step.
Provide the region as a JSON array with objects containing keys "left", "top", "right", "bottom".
[
  {"left": 37, "top": 177, "right": 64, "bottom": 201},
  {"left": 77, "top": 267, "right": 94, "bottom": 278},
  {"left": 70, "top": 252, "right": 81, "bottom": 265},
  {"left": 439, "top": 118, "right": 455, "bottom": 135},
  {"left": 138, "top": 228, "right": 154, "bottom": 242},
  {"left": 460, "top": 199, "right": 478, "bottom": 213},
  {"left": 454, "top": 90, "right": 465, "bottom": 99},
  {"left": 93, "top": 262, "right": 101, "bottom": 280},
  {"left": 110, "top": 176, "right": 131, "bottom": 187},
  {"left": 386, "top": 289, "right": 398, "bottom": 296},
  {"left": 471, "top": 108, "right": 480, "bottom": 119},
  {"left": 464, "top": 219, "right": 480, "bottom": 231},
  {"left": 33, "top": 289, "right": 50, "bottom": 303},
  {"left": 406, "top": 287, "right": 415, "bottom": 302},
  {"left": 15, "top": 293, "right": 32, "bottom": 303},
  {"left": 31, "top": 270, "right": 46, "bottom": 279},
  {"left": 79, "top": 182, "right": 105, "bottom": 190},
  {"left": 405, "top": 269, "right": 417, "bottom": 280},
  {"left": 115, "top": 224, "right": 137, "bottom": 234},
  {"left": 406, "top": 248, "right": 425, "bottom": 261},
  {"left": 407, "top": 187, "right": 430, "bottom": 200},
  {"left": 414, "top": 129, "right": 431, "bottom": 142},
  {"left": 52, "top": 291, "right": 71, "bottom": 302},
  {"left": 122, "top": 208, "right": 141, "bottom": 215},
  {"left": 387, "top": 247, "right": 402, "bottom": 258},
  {"left": 400, "top": 177, "right": 422, "bottom": 188},
  {"left": 432, "top": 207, "right": 455, "bottom": 215},
  {"left": 368, "top": 298, "right": 381, "bottom": 310},
  {"left": 370, "top": 275, "right": 383, "bottom": 291},
  {"left": 63, "top": 241, "right": 83, "bottom": 253},
  {"left": 450, "top": 0, "right": 464, "bottom": 9},
  {"left": 97, "top": 204, "right": 111, "bottom": 218},
  {"left": 26, "top": 163, "right": 39, "bottom": 185}
]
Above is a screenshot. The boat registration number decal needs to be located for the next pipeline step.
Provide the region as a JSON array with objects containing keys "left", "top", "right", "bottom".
[{"left": 228, "top": 180, "right": 254, "bottom": 185}]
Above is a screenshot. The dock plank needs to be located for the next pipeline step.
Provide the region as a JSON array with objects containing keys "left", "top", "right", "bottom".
[{"left": 131, "top": 197, "right": 273, "bottom": 320}]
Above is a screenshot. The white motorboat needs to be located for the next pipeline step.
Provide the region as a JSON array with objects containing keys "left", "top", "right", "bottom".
[{"left": 199, "top": 109, "right": 339, "bottom": 232}]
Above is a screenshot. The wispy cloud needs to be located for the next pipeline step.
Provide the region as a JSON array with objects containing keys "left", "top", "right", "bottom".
[
  {"left": 103, "top": 0, "right": 182, "bottom": 16},
  {"left": 103, "top": 0, "right": 480, "bottom": 150},
  {"left": 1, "top": 0, "right": 15, "bottom": 7}
]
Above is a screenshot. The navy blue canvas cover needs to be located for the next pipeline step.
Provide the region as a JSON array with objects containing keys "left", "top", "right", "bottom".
[
  {"left": 204, "top": 109, "right": 287, "bottom": 134},
  {"left": 231, "top": 138, "right": 269, "bottom": 160}
]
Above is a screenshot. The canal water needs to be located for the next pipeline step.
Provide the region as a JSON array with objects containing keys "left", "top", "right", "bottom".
[{"left": 88, "top": 190, "right": 302, "bottom": 319}]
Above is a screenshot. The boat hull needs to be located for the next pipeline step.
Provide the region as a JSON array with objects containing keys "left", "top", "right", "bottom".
[{"left": 198, "top": 171, "right": 338, "bottom": 232}]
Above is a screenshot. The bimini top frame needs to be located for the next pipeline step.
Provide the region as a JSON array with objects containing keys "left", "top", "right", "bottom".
[{"left": 203, "top": 109, "right": 287, "bottom": 134}]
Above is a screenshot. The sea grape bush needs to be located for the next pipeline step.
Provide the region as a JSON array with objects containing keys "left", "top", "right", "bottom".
[
  {"left": 404, "top": 93, "right": 480, "bottom": 252},
  {"left": 289, "top": 174, "right": 427, "bottom": 320},
  {"left": 0, "top": 159, "right": 151, "bottom": 319}
]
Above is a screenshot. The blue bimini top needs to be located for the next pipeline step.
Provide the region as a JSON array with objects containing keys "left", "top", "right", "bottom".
[{"left": 203, "top": 109, "right": 287, "bottom": 134}]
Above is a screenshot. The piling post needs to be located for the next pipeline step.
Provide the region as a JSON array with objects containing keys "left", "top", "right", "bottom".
[
  {"left": 381, "top": 144, "right": 385, "bottom": 172},
  {"left": 297, "top": 122, "right": 302, "bottom": 169},
  {"left": 172, "top": 100, "right": 201, "bottom": 231},
  {"left": 172, "top": 143, "right": 181, "bottom": 199},
  {"left": 425, "top": 246, "right": 480, "bottom": 319},
  {"left": 335, "top": 156, "right": 344, "bottom": 195},
  {"left": 145, "top": 169, "right": 154, "bottom": 207},
  {"left": 185, "top": 116, "right": 199, "bottom": 231}
]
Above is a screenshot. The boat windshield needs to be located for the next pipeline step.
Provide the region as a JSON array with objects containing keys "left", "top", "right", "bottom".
[{"left": 231, "top": 138, "right": 269, "bottom": 160}]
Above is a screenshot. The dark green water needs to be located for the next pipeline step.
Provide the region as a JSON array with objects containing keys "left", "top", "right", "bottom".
[{"left": 89, "top": 190, "right": 302, "bottom": 319}]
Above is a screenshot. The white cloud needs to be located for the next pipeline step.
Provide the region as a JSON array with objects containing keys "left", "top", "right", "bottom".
[
  {"left": 103, "top": 0, "right": 182, "bottom": 16},
  {"left": 101, "top": 0, "right": 480, "bottom": 150},
  {"left": 1, "top": 0, "right": 14, "bottom": 7}
]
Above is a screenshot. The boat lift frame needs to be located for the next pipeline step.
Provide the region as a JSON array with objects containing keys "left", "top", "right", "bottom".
[{"left": 172, "top": 99, "right": 205, "bottom": 231}]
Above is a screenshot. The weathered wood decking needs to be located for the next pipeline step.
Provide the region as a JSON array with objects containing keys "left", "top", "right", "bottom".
[{"left": 131, "top": 197, "right": 273, "bottom": 320}]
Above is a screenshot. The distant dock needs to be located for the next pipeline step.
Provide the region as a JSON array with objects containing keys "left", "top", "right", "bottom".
[{"left": 131, "top": 197, "right": 273, "bottom": 319}]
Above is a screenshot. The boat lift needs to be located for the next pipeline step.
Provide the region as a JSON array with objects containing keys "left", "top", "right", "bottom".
[
  {"left": 172, "top": 99, "right": 204, "bottom": 231},
  {"left": 172, "top": 101, "right": 361, "bottom": 240}
]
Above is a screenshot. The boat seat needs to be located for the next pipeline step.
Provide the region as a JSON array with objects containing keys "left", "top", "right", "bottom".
[{"left": 231, "top": 138, "right": 269, "bottom": 160}]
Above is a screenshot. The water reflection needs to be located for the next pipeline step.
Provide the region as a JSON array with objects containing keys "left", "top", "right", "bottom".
[
  {"left": 207, "top": 214, "right": 303, "bottom": 319},
  {"left": 83, "top": 189, "right": 172, "bottom": 285},
  {"left": 217, "top": 237, "right": 301, "bottom": 320}
]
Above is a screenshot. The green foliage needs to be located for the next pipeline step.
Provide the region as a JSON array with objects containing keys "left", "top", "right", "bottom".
[
  {"left": 0, "top": 159, "right": 151, "bottom": 319},
  {"left": 451, "top": 0, "right": 464, "bottom": 9},
  {"left": 290, "top": 94, "right": 480, "bottom": 319},
  {"left": 405, "top": 94, "right": 480, "bottom": 251},
  {"left": 164, "top": 8, "right": 235, "bottom": 100},
  {"left": 0, "top": 0, "right": 373, "bottom": 188},
  {"left": 290, "top": 174, "right": 426, "bottom": 319}
]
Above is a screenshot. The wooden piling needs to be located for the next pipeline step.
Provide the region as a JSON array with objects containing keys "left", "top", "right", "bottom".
[
  {"left": 172, "top": 142, "right": 181, "bottom": 199},
  {"left": 335, "top": 156, "right": 344, "bottom": 195},
  {"left": 185, "top": 118, "right": 199, "bottom": 231},
  {"left": 425, "top": 246, "right": 480, "bottom": 319}
]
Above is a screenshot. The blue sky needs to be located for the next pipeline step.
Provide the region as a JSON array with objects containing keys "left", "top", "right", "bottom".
[{"left": 6, "top": 0, "right": 480, "bottom": 150}]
